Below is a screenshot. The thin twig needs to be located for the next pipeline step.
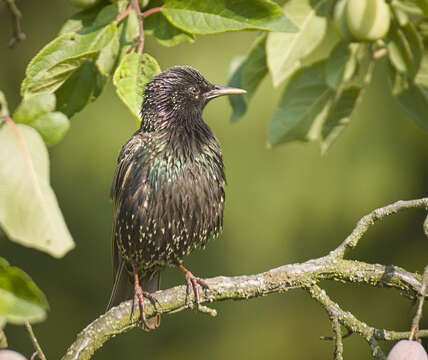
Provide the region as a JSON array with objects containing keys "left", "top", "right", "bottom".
[
  {"left": 308, "top": 285, "right": 386, "bottom": 360},
  {"left": 331, "top": 198, "right": 428, "bottom": 258},
  {"left": 25, "top": 322, "right": 47, "bottom": 360},
  {"left": 410, "top": 265, "right": 428, "bottom": 340},
  {"left": 4, "top": 0, "right": 26, "bottom": 48},
  {"left": 331, "top": 317, "right": 344, "bottom": 360}
]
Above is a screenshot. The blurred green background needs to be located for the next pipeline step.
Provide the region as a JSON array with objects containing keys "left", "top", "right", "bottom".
[{"left": 1, "top": 2, "right": 427, "bottom": 359}]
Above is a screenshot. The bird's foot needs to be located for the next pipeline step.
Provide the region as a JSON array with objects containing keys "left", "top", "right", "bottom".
[
  {"left": 177, "top": 264, "right": 208, "bottom": 308},
  {"left": 131, "top": 285, "right": 159, "bottom": 327},
  {"left": 131, "top": 267, "right": 159, "bottom": 329}
]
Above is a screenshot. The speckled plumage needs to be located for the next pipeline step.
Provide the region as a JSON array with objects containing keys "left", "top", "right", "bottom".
[{"left": 107, "top": 67, "right": 244, "bottom": 327}]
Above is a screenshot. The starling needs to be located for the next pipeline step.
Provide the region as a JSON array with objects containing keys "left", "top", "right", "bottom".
[{"left": 107, "top": 66, "right": 246, "bottom": 330}]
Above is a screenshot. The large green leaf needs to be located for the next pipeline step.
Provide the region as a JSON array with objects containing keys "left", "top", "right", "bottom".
[
  {"left": 21, "top": 23, "right": 116, "bottom": 97},
  {"left": 388, "top": 63, "right": 428, "bottom": 130},
  {"left": 0, "top": 123, "right": 74, "bottom": 257},
  {"left": 56, "top": 61, "right": 106, "bottom": 117},
  {"left": 30, "top": 112, "right": 70, "bottom": 147},
  {"left": 13, "top": 94, "right": 56, "bottom": 124},
  {"left": 144, "top": 11, "right": 195, "bottom": 47},
  {"left": 321, "top": 87, "right": 362, "bottom": 153},
  {"left": 117, "top": 9, "right": 139, "bottom": 61},
  {"left": 269, "top": 61, "right": 334, "bottom": 146},
  {"left": 0, "top": 257, "right": 48, "bottom": 324},
  {"left": 113, "top": 52, "right": 161, "bottom": 121},
  {"left": 162, "top": 0, "right": 298, "bottom": 34},
  {"left": 58, "top": 3, "right": 106, "bottom": 35},
  {"left": 387, "top": 21, "right": 423, "bottom": 78},
  {"left": 96, "top": 27, "right": 120, "bottom": 75},
  {"left": 325, "top": 43, "right": 356, "bottom": 90},
  {"left": 228, "top": 35, "right": 268, "bottom": 122},
  {"left": 266, "top": 0, "right": 330, "bottom": 87}
]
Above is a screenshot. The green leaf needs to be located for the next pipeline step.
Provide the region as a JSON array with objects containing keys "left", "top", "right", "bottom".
[
  {"left": 113, "top": 53, "right": 161, "bottom": 121},
  {"left": 13, "top": 94, "right": 56, "bottom": 124},
  {"left": 387, "top": 21, "right": 424, "bottom": 78},
  {"left": 227, "top": 56, "right": 247, "bottom": 123},
  {"left": 415, "top": 0, "right": 428, "bottom": 16},
  {"left": 321, "top": 87, "right": 362, "bottom": 153},
  {"left": 266, "top": 0, "right": 330, "bottom": 87},
  {"left": 0, "top": 257, "right": 48, "bottom": 324},
  {"left": 269, "top": 61, "right": 334, "bottom": 146},
  {"left": 415, "top": 50, "right": 428, "bottom": 87},
  {"left": 162, "top": 0, "right": 298, "bottom": 35},
  {"left": 0, "top": 123, "right": 74, "bottom": 257},
  {"left": 388, "top": 63, "right": 428, "bottom": 130},
  {"left": 395, "top": 84, "right": 428, "bottom": 130},
  {"left": 144, "top": 11, "right": 195, "bottom": 47},
  {"left": 117, "top": 10, "right": 139, "bottom": 61},
  {"left": 56, "top": 61, "right": 106, "bottom": 118},
  {"left": 325, "top": 43, "right": 357, "bottom": 89},
  {"left": 58, "top": 4, "right": 104, "bottom": 35},
  {"left": 228, "top": 35, "right": 268, "bottom": 122},
  {"left": 21, "top": 23, "right": 116, "bottom": 97},
  {"left": 96, "top": 27, "right": 120, "bottom": 75},
  {"left": 0, "top": 329, "right": 6, "bottom": 346},
  {"left": 30, "top": 112, "right": 70, "bottom": 147}
]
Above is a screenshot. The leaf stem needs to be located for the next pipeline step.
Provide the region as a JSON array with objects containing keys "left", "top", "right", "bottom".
[
  {"left": 114, "top": 5, "right": 132, "bottom": 24},
  {"left": 141, "top": 7, "right": 162, "bottom": 18},
  {"left": 113, "top": 2, "right": 163, "bottom": 56},
  {"left": 25, "top": 321, "right": 47, "bottom": 360}
]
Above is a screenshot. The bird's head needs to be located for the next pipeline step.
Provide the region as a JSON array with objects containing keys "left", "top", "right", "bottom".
[{"left": 140, "top": 66, "right": 245, "bottom": 131}]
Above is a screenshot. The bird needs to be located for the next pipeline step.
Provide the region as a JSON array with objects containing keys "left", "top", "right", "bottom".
[{"left": 107, "top": 65, "right": 246, "bottom": 330}]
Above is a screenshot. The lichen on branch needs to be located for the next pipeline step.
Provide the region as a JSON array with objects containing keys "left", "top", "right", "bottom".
[{"left": 62, "top": 198, "right": 428, "bottom": 360}]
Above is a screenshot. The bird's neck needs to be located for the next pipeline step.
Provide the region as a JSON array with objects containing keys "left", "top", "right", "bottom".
[{"left": 140, "top": 106, "right": 219, "bottom": 160}]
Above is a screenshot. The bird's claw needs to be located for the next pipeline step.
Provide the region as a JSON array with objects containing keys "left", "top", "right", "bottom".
[
  {"left": 184, "top": 271, "right": 209, "bottom": 308},
  {"left": 131, "top": 286, "right": 159, "bottom": 328}
]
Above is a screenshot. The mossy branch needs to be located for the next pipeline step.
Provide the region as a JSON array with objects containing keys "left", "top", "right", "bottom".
[{"left": 62, "top": 198, "right": 428, "bottom": 360}]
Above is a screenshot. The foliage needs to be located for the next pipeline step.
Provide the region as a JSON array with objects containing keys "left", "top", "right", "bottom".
[
  {"left": 229, "top": 0, "right": 428, "bottom": 151},
  {"left": 0, "top": 0, "right": 296, "bottom": 330},
  {"left": 0, "top": 0, "right": 427, "bottom": 358}
]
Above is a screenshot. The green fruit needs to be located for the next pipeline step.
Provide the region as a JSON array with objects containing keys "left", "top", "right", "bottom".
[
  {"left": 334, "top": 0, "right": 355, "bottom": 42},
  {"left": 69, "top": 0, "right": 103, "bottom": 9},
  {"left": 346, "top": 0, "right": 391, "bottom": 41}
]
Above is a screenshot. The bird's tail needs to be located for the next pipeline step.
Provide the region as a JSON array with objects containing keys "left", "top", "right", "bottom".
[{"left": 107, "top": 261, "right": 161, "bottom": 331}]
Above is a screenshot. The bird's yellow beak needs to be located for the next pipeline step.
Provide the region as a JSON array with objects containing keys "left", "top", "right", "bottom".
[{"left": 204, "top": 85, "right": 246, "bottom": 100}]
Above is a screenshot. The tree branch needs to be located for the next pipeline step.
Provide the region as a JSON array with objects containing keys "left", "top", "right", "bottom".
[
  {"left": 62, "top": 198, "right": 428, "bottom": 360},
  {"left": 4, "top": 0, "right": 26, "bottom": 48}
]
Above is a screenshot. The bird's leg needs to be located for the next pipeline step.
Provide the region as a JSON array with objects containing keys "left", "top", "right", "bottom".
[
  {"left": 131, "top": 265, "right": 158, "bottom": 326},
  {"left": 176, "top": 264, "right": 208, "bottom": 307}
]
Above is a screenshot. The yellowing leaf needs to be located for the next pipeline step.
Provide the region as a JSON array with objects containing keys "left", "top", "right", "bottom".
[{"left": 0, "top": 123, "right": 74, "bottom": 257}]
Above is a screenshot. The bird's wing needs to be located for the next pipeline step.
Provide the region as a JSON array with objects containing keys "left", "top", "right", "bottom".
[
  {"left": 109, "top": 133, "right": 147, "bottom": 285},
  {"left": 110, "top": 133, "right": 146, "bottom": 202}
]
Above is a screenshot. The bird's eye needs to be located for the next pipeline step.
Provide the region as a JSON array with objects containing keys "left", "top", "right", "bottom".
[{"left": 188, "top": 86, "right": 199, "bottom": 96}]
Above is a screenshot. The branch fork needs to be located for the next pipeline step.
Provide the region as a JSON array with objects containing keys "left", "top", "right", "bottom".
[{"left": 61, "top": 198, "right": 428, "bottom": 360}]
